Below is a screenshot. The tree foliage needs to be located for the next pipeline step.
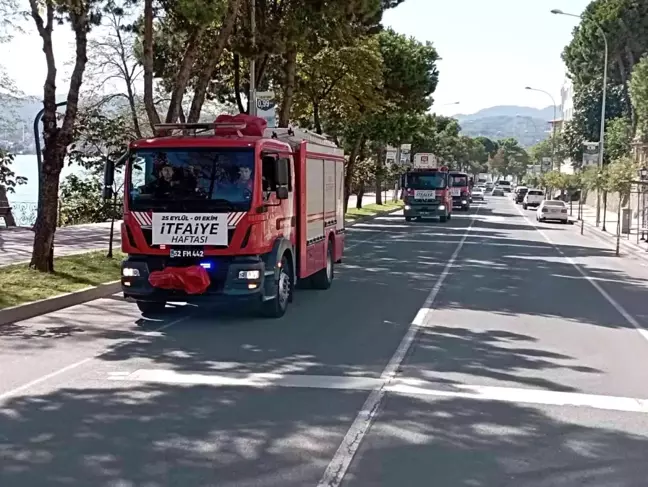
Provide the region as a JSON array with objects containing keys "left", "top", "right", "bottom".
[{"left": 630, "top": 54, "right": 648, "bottom": 141}]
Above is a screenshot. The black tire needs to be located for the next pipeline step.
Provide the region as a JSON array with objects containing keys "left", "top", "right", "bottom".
[
  {"left": 261, "top": 254, "right": 291, "bottom": 318},
  {"left": 439, "top": 212, "right": 448, "bottom": 223},
  {"left": 463, "top": 205, "right": 470, "bottom": 212},
  {"left": 311, "top": 241, "right": 334, "bottom": 290},
  {"left": 523, "top": 204, "right": 527, "bottom": 210},
  {"left": 447, "top": 212, "right": 452, "bottom": 220},
  {"left": 136, "top": 300, "right": 166, "bottom": 315},
  {"left": 405, "top": 217, "right": 413, "bottom": 222}
]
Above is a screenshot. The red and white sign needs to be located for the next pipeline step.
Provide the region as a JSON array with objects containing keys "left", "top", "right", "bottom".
[{"left": 413, "top": 153, "right": 437, "bottom": 169}]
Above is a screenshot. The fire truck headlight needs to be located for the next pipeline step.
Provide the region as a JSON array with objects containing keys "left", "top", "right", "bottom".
[
  {"left": 461, "top": 200, "right": 467, "bottom": 205},
  {"left": 239, "top": 270, "right": 260, "bottom": 280},
  {"left": 122, "top": 267, "right": 140, "bottom": 277},
  {"left": 438, "top": 205, "right": 445, "bottom": 211},
  {"left": 404, "top": 205, "right": 411, "bottom": 210}
]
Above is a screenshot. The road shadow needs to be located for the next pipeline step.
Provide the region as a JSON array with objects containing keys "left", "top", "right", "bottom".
[
  {"left": 344, "top": 393, "right": 648, "bottom": 486},
  {"left": 0, "top": 384, "right": 366, "bottom": 487}
]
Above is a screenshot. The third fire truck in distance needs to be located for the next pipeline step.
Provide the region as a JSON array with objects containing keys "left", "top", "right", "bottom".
[
  {"left": 448, "top": 170, "right": 472, "bottom": 211},
  {"left": 401, "top": 153, "right": 453, "bottom": 222}
]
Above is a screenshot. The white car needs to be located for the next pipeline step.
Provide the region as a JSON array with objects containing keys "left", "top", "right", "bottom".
[
  {"left": 523, "top": 189, "right": 544, "bottom": 209},
  {"left": 536, "top": 200, "right": 569, "bottom": 223},
  {"left": 496, "top": 180, "right": 512, "bottom": 193},
  {"left": 472, "top": 186, "right": 485, "bottom": 201}
]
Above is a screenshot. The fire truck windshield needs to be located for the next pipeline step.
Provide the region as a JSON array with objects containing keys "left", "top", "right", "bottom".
[
  {"left": 128, "top": 148, "right": 255, "bottom": 211},
  {"left": 451, "top": 174, "right": 468, "bottom": 187},
  {"left": 405, "top": 172, "right": 447, "bottom": 189}
]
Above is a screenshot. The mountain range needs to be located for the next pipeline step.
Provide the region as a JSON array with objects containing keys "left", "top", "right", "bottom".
[
  {"left": 1, "top": 96, "right": 559, "bottom": 152},
  {"left": 453, "top": 105, "right": 560, "bottom": 148}
]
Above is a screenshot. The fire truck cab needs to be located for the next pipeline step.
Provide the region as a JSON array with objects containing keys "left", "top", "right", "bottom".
[
  {"left": 402, "top": 165, "right": 453, "bottom": 222},
  {"left": 103, "top": 114, "right": 345, "bottom": 318}
]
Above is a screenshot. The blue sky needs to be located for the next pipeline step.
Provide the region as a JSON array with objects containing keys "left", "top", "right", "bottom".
[
  {"left": 3, "top": 0, "right": 592, "bottom": 116},
  {"left": 383, "top": 0, "right": 592, "bottom": 115}
]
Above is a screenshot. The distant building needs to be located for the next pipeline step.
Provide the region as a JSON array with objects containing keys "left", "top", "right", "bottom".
[{"left": 553, "top": 77, "right": 574, "bottom": 174}]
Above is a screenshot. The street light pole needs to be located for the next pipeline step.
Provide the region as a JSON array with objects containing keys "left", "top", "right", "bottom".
[
  {"left": 551, "top": 8, "right": 608, "bottom": 227},
  {"left": 524, "top": 87, "right": 557, "bottom": 172},
  {"left": 33, "top": 101, "right": 67, "bottom": 211}
]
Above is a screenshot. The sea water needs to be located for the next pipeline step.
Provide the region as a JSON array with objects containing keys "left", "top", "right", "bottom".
[{"left": 7, "top": 154, "right": 87, "bottom": 225}]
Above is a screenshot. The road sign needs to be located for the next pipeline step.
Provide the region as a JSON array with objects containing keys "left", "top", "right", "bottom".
[
  {"left": 413, "top": 153, "right": 437, "bottom": 169},
  {"left": 582, "top": 141, "right": 599, "bottom": 167},
  {"left": 400, "top": 144, "right": 411, "bottom": 164}
]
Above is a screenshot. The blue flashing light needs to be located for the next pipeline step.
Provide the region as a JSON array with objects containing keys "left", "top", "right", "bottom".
[{"left": 200, "top": 261, "right": 212, "bottom": 269}]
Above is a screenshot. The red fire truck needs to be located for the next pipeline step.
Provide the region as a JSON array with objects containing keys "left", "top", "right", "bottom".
[
  {"left": 402, "top": 161, "right": 453, "bottom": 223},
  {"left": 103, "top": 114, "right": 345, "bottom": 318},
  {"left": 448, "top": 171, "right": 472, "bottom": 211}
]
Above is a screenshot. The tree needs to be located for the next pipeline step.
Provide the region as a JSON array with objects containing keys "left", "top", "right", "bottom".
[
  {"left": 84, "top": 0, "right": 144, "bottom": 138},
  {"left": 605, "top": 117, "right": 632, "bottom": 160},
  {"left": 630, "top": 54, "right": 648, "bottom": 141},
  {"left": 474, "top": 136, "right": 498, "bottom": 158},
  {"left": 28, "top": 0, "right": 103, "bottom": 272},
  {"left": 490, "top": 138, "right": 529, "bottom": 178},
  {"left": 291, "top": 36, "right": 384, "bottom": 134}
]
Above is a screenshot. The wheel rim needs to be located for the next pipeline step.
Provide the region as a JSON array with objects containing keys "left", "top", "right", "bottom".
[
  {"left": 278, "top": 266, "right": 290, "bottom": 307},
  {"left": 326, "top": 247, "right": 333, "bottom": 280}
]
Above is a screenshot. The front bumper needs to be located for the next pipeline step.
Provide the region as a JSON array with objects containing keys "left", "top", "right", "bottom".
[
  {"left": 121, "top": 255, "right": 275, "bottom": 303},
  {"left": 452, "top": 196, "right": 469, "bottom": 207},
  {"left": 403, "top": 203, "right": 446, "bottom": 218}
]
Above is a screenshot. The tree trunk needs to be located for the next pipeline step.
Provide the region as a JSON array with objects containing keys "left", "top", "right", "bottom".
[
  {"left": 375, "top": 149, "right": 383, "bottom": 205},
  {"left": 616, "top": 200, "right": 621, "bottom": 256},
  {"left": 142, "top": 0, "right": 160, "bottom": 131},
  {"left": 344, "top": 136, "right": 363, "bottom": 214},
  {"left": 187, "top": 0, "right": 242, "bottom": 123},
  {"left": 233, "top": 54, "right": 246, "bottom": 114},
  {"left": 165, "top": 28, "right": 204, "bottom": 123},
  {"left": 313, "top": 101, "right": 322, "bottom": 134},
  {"left": 278, "top": 46, "right": 297, "bottom": 127},
  {"left": 0, "top": 186, "right": 16, "bottom": 226},
  {"left": 356, "top": 181, "right": 364, "bottom": 209},
  {"left": 32, "top": 151, "right": 64, "bottom": 271}
]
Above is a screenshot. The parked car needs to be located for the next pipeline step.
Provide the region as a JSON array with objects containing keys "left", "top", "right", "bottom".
[
  {"left": 514, "top": 186, "right": 528, "bottom": 204},
  {"left": 536, "top": 200, "right": 569, "bottom": 223},
  {"left": 523, "top": 189, "right": 544, "bottom": 209}
]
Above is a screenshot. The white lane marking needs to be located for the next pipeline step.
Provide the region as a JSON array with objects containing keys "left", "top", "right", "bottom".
[
  {"left": 387, "top": 380, "right": 648, "bottom": 414},
  {"left": 317, "top": 204, "right": 482, "bottom": 487},
  {"left": 106, "top": 368, "right": 648, "bottom": 415},
  {"left": 0, "top": 314, "right": 189, "bottom": 403},
  {"left": 513, "top": 202, "right": 648, "bottom": 345},
  {"left": 109, "top": 369, "right": 384, "bottom": 391}
]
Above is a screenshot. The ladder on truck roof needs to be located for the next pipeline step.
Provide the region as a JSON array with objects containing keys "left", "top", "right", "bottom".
[{"left": 265, "top": 127, "right": 338, "bottom": 149}]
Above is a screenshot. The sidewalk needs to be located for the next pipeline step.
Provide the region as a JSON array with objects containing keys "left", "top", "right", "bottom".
[
  {"left": 0, "top": 221, "right": 121, "bottom": 267},
  {"left": 576, "top": 202, "right": 648, "bottom": 258}
]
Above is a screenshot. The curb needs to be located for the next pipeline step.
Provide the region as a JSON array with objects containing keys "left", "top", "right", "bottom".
[
  {"left": 0, "top": 280, "right": 121, "bottom": 327},
  {"left": 579, "top": 219, "right": 648, "bottom": 262},
  {"left": 345, "top": 203, "right": 403, "bottom": 227}
]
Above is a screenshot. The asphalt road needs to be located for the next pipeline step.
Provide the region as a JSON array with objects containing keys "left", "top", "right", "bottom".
[{"left": 2, "top": 195, "right": 648, "bottom": 486}]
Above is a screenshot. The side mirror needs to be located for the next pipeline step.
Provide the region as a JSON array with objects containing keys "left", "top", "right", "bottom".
[
  {"left": 275, "top": 158, "right": 289, "bottom": 186},
  {"left": 276, "top": 186, "right": 289, "bottom": 200},
  {"left": 103, "top": 158, "right": 115, "bottom": 200}
]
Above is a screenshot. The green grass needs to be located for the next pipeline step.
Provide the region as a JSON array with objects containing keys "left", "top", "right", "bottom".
[
  {"left": 345, "top": 200, "right": 403, "bottom": 223},
  {"left": 0, "top": 250, "right": 125, "bottom": 310}
]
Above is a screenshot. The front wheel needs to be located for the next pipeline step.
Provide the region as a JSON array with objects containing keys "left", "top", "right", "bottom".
[
  {"left": 261, "top": 255, "right": 291, "bottom": 318},
  {"left": 311, "top": 242, "right": 334, "bottom": 290},
  {"left": 439, "top": 212, "right": 448, "bottom": 223},
  {"left": 523, "top": 204, "right": 527, "bottom": 210}
]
